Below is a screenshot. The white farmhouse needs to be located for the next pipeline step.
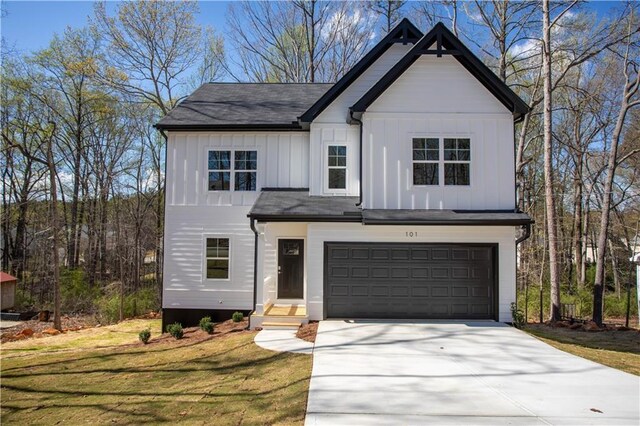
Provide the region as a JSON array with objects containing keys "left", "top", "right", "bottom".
[{"left": 155, "top": 20, "right": 532, "bottom": 329}]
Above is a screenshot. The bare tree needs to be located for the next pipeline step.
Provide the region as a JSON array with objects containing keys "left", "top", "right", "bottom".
[
  {"left": 93, "top": 0, "right": 203, "bottom": 114},
  {"left": 593, "top": 11, "right": 640, "bottom": 325},
  {"left": 225, "top": 1, "right": 374, "bottom": 82},
  {"left": 367, "top": 1, "right": 407, "bottom": 33}
]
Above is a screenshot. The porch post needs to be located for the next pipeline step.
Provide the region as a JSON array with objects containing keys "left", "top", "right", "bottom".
[{"left": 254, "top": 223, "right": 266, "bottom": 315}]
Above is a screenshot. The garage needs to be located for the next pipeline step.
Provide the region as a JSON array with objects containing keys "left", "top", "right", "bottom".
[{"left": 324, "top": 242, "right": 497, "bottom": 319}]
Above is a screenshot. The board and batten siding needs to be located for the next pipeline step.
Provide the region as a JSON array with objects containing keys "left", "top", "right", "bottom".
[
  {"left": 361, "top": 54, "right": 516, "bottom": 210},
  {"left": 309, "top": 124, "right": 360, "bottom": 196},
  {"left": 309, "top": 43, "right": 413, "bottom": 196},
  {"left": 314, "top": 43, "right": 413, "bottom": 123},
  {"left": 163, "top": 131, "right": 310, "bottom": 310},
  {"left": 306, "top": 223, "right": 517, "bottom": 322},
  {"left": 166, "top": 132, "right": 310, "bottom": 207}
]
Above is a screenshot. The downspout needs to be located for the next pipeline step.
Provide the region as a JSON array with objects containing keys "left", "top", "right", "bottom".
[
  {"left": 516, "top": 223, "right": 531, "bottom": 245},
  {"left": 349, "top": 110, "right": 364, "bottom": 207},
  {"left": 249, "top": 217, "right": 259, "bottom": 330}
]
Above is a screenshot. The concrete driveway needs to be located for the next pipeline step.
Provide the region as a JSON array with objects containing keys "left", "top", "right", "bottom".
[{"left": 305, "top": 320, "right": 639, "bottom": 425}]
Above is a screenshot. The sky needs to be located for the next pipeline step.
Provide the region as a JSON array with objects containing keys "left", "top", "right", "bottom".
[{"left": 0, "top": 1, "right": 621, "bottom": 58}]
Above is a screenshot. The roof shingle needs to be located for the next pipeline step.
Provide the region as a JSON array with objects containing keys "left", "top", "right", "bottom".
[{"left": 156, "top": 83, "right": 332, "bottom": 130}]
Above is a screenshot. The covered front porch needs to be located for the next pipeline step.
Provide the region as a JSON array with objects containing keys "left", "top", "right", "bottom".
[{"left": 247, "top": 190, "right": 361, "bottom": 329}]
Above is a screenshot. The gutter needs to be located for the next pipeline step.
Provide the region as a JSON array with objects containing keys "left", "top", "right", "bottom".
[
  {"left": 249, "top": 218, "right": 259, "bottom": 330},
  {"left": 349, "top": 109, "right": 364, "bottom": 207}
]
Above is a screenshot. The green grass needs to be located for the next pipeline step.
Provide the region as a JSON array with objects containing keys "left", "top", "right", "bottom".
[
  {"left": 1, "top": 321, "right": 312, "bottom": 425},
  {"left": 524, "top": 324, "right": 640, "bottom": 376}
]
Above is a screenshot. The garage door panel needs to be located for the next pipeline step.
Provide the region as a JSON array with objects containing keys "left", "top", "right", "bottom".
[{"left": 325, "top": 243, "right": 496, "bottom": 320}]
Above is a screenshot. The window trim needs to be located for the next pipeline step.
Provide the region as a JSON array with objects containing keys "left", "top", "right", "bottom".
[
  {"left": 412, "top": 137, "right": 440, "bottom": 187},
  {"left": 410, "top": 136, "right": 472, "bottom": 188},
  {"left": 203, "top": 235, "right": 231, "bottom": 282},
  {"left": 324, "top": 143, "right": 348, "bottom": 193},
  {"left": 207, "top": 149, "right": 258, "bottom": 192},
  {"left": 443, "top": 138, "right": 471, "bottom": 186}
]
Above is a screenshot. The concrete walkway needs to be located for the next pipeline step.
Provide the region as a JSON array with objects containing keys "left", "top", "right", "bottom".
[
  {"left": 254, "top": 329, "right": 314, "bottom": 354},
  {"left": 306, "top": 320, "right": 640, "bottom": 425}
]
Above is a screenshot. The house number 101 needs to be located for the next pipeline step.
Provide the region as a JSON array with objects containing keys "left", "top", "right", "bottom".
[{"left": 405, "top": 231, "right": 418, "bottom": 237}]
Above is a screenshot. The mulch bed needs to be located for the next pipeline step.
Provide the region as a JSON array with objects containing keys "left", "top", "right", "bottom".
[
  {"left": 544, "top": 320, "right": 640, "bottom": 333},
  {"left": 296, "top": 321, "right": 318, "bottom": 343},
  {"left": 140, "top": 318, "right": 251, "bottom": 347}
]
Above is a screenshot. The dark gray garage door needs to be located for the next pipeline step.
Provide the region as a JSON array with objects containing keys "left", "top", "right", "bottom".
[{"left": 324, "top": 243, "right": 497, "bottom": 319}]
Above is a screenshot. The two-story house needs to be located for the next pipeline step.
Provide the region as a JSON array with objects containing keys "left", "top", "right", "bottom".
[{"left": 155, "top": 20, "right": 532, "bottom": 330}]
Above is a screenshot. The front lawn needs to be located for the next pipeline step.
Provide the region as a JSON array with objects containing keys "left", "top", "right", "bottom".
[
  {"left": 1, "top": 319, "right": 312, "bottom": 425},
  {"left": 524, "top": 324, "right": 640, "bottom": 376}
]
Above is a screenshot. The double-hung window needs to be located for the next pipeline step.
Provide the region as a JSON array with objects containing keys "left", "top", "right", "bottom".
[
  {"left": 327, "top": 145, "right": 347, "bottom": 189},
  {"left": 208, "top": 150, "right": 257, "bottom": 191},
  {"left": 443, "top": 138, "right": 470, "bottom": 185},
  {"left": 412, "top": 137, "right": 471, "bottom": 186},
  {"left": 206, "top": 238, "right": 229, "bottom": 279},
  {"left": 412, "top": 138, "right": 440, "bottom": 185}
]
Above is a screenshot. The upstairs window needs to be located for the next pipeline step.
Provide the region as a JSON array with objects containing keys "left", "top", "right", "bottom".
[
  {"left": 234, "top": 151, "right": 257, "bottom": 191},
  {"left": 206, "top": 238, "right": 229, "bottom": 279},
  {"left": 208, "top": 151, "right": 230, "bottom": 190},
  {"left": 208, "top": 150, "right": 257, "bottom": 191},
  {"left": 444, "top": 138, "right": 470, "bottom": 186},
  {"left": 328, "top": 145, "right": 347, "bottom": 189},
  {"left": 412, "top": 137, "right": 471, "bottom": 186},
  {"left": 413, "top": 138, "right": 439, "bottom": 185}
]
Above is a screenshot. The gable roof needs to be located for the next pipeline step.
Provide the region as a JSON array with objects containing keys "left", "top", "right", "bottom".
[
  {"left": 155, "top": 83, "right": 332, "bottom": 131},
  {"left": 350, "top": 22, "right": 529, "bottom": 122},
  {"left": 298, "top": 18, "right": 423, "bottom": 123}
]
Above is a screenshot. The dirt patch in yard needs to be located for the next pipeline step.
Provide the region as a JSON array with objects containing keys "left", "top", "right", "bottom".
[
  {"left": 0, "top": 311, "right": 164, "bottom": 344},
  {"left": 296, "top": 321, "right": 318, "bottom": 343},
  {"left": 1, "top": 314, "right": 98, "bottom": 343}
]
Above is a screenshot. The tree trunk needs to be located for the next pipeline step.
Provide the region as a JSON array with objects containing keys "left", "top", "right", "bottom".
[
  {"left": 47, "top": 124, "right": 62, "bottom": 331},
  {"left": 593, "top": 82, "right": 631, "bottom": 325},
  {"left": 542, "top": 0, "right": 561, "bottom": 321},
  {"left": 608, "top": 239, "right": 621, "bottom": 298}
]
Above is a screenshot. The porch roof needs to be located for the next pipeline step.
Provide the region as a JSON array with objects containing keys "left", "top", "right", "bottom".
[
  {"left": 248, "top": 190, "right": 361, "bottom": 222},
  {"left": 362, "top": 209, "right": 534, "bottom": 226},
  {"left": 248, "top": 190, "right": 533, "bottom": 226}
]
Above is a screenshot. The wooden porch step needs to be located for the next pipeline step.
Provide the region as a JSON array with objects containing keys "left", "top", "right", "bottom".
[{"left": 261, "top": 321, "right": 301, "bottom": 330}]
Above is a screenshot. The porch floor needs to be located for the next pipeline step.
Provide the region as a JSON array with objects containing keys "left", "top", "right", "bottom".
[{"left": 264, "top": 304, "right": 307, "bottom": 317}]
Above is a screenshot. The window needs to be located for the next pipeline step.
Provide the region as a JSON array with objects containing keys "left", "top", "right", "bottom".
[
  {"left": 234, "top": 151, "right": 257, "bottom": 191},
  {"left": 208, "top": 151, "right": 230, "bottom": 190},
  {"left": 208, "top": 150, "right": 257, "bottom": 191},
  {"left": 412, "top": 138, "right": 439, "bottom": 185},
  {"left": 327, "top": 145, "right": 347, "bottom": 189},
  {"left": 444, "top": 138, "right": 470, "bottom": 186},
  {"left": 412, "top": 137, "right": 471, "bottom": 186},
  {"left": 206, "top": 238, "right": 229, "bottom": 279}
]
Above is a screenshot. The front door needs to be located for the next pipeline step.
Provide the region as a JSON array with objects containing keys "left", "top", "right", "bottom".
[{"left": 278, "top": 239, "right": 304, "bottom": 299}]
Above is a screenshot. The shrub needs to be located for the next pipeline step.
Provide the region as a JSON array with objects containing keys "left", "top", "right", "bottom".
[
  {"left": 60, "top": 269, "right": 101, "bottom": 313},
  {"left": 166, "top": 322, "right": 184, "bottom": 339},
  {"left": 199, "top": 316, "right": 214, "bottom": 334},
  {"left": 96, "top": 286, "right": 160, "bottom": 324},
  {"left": 510, "top": 302, "right": 525, "bottom": 329},
  {"left": 139, "top": 329, "right": 151, "bottom": 344},
  {"left": 231, "top": 311, "right": 243, "bottom": 322}
]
